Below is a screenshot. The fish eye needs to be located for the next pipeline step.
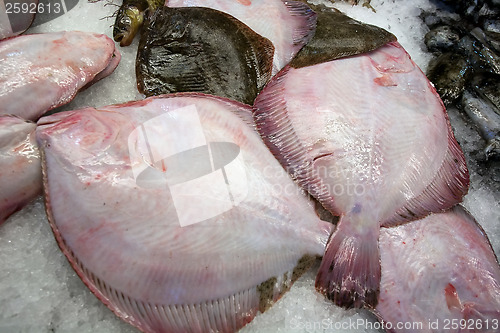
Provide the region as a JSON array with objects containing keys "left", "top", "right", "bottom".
[{"left": 120, "top": 16, "right": 132, "bottom": 26}]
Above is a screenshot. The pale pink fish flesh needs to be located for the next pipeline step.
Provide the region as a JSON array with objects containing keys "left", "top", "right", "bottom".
[
  {"left": 165, "top": 0, "right": 317, "bottom": 74},
  {"left": 36, "top": 93, "right": 333, "bottom": 333},
  {"left": 376, "top": 206, "right": 500, "bottom": 332},
  {"left": 0, "top": 31, "right": 121, "bottom": 121},
  {"left": 0, "top": 115, "right": 41, "bottom": 224},
  {"left": 253, "top": 41, "right": 469, "bottom": 308}
]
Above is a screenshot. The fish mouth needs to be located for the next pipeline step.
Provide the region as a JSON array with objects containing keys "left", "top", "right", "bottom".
[
  {"left": 113, "top": 6, "right": 144, "bottom": 47},
  {"left": 114, "top": 30, "right": 135, "bottom": 47}
]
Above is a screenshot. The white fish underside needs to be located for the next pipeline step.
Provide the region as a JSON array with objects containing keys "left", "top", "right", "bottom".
[
  {"left": 254, "top": 41, "right": 469, "bottom": 308},
  {"left": 377, "top": 206, "right": 500, "bottom": 332},
  {"left": 0, "top": 115, "right": 41, "bottom": 223},
  {"left": 0, "top": 31, "right": 120, "bottom": 121},
  {"left": 36, "top": 93, "right": 333, "bottom": 333}
]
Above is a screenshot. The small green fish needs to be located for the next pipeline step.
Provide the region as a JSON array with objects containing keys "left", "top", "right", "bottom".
[{"left": 113, "top": 0, "right": 163, "bottom": 47}]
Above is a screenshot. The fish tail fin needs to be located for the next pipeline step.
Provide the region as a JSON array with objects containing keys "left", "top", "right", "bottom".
[{"left": 315, "top": 217, "right": 380, "bottom": 309}]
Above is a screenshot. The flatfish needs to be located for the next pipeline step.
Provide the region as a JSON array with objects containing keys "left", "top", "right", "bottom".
[
  {"left": 0, "top": 31, "right": 121, "bottom": 120},
  {"left": 37, "top": 93, "right": 333, "bottom": 333},
  {"left": 166, "top": 0, "right": 317, "bottom": 74},
  {"left": 136, "top": 7, "right": 274, "bottom": 105},
  {"left": 0, "top": 115, "right": 41, "bottom": 223},
  {"left": 253, "top": 10, "right": 469, "bottom": 308},
  {"left": 376, "top": 206, "right": 500, "bottom": 332}
]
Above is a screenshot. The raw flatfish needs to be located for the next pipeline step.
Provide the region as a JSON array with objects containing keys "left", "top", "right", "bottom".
[
  {"left": 376, "top": 206, "right": 500, "bottom": 332},
  {"left": 166, "top": 0, "right": 317, "bottom": 74},
  {"left": 0, "top": 31, "right": 121, "bottom": 120},
  {"left": 36, "top": 93, "right": 333, "bottom": 333},
  {"left": 253, "top": 41, "right": 469, "bottom": 308},
  {"left": 289, "top": 3, "right": 396, "bottom": 68},
  {"left": 0, "top": 115, "right": 41, "bottom": 224},
  {"left": 136, "top": 7, "right": 274, "bottom": 105}
]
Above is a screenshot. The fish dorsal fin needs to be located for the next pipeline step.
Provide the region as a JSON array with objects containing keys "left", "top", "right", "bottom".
[
  {"left": 282, "top": 0, "right": 318, "bottom": 48},
  {"left": 382, "top": 119, "right": 469, "bottom": 227}
]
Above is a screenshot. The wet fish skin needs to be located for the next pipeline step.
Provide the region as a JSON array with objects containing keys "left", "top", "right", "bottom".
[
  {"left": 254, "top": 41, "right": 469, "bottom": 309},
  {"left": 460, "top": 86, "right": 500, "bottom": 159},
  {"left": 470, "top": 71, "right": 500, "bottom": 111},
  {"left": 37, "top": 93, "right": 333, "bottom": 333},
  {"left": 0, "top": 115, "right": 41, "bottom": 224},
  {"left": 113, "top": 0, "right": 149, "bottom": 47},
  {"left": 113, "top": 0, "right": 164, "bottom": 47},
  {"left": 289, "top": 4, "right": 396, "bottom": 68},
  {"left": 426, "top": 52, "right": 472, "bottom": 105},
  {"left": 136, "top": 6, "right": 274, "bottom": 105},
  {"left": 376, "top": 206, "right": 500, "bottom": 332},
  {"left": 424, "top": 25, "right": 461, "bottom": 52},
  {"left": 0, "top": 31, "right": 121, "bottom": 121},
  {"left": 458, "top": 34, "right": 500, "bottom": 76},
  {"left": 166, "top": 0, "right": 317, "bottom": 74}
]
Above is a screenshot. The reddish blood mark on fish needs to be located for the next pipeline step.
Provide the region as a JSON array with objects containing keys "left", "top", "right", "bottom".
[
  {"left": 374, "top": 74, "right": 397, "bottom": 87},
  {"left": 237, "top": 0, "right": 252, "bottom": 5},
  {"left": 445, "top": 283, "right": 462, "bottom": 310}
]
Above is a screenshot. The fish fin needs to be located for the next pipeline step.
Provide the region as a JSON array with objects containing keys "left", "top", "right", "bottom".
[
  {"left": 315, "top": 217, "right": 380, "bottom": 309},
  {"left": 447, "top": 286, "right": 500, "bottom": 323},
  {"left": 462, "top": 302, "right": 500, "bottom": 323},
  {"left": 382, "top": 123, "right": 469, "bottom": 227},
  {"left": 283, "top": 1, "right": 317, "bottom": 48},
  {"left": 445, "top": 283, "right": 462, "bottom": 311}
]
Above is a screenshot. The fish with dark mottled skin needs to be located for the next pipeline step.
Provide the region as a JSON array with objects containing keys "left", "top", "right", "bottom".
[
  {"left": 460, "top": 83, "right": 500, "bottom": 159},
  {"left": 166, "top": 0, "right": 317, "bottom": 74},
  {"left": 136, "top": 6, "right": 274, "bottom": 104}
]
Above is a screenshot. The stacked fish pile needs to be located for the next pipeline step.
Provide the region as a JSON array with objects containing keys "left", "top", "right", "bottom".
[
  {"left": 1, "top": 1, "right": 499, "bottom": 332},
  {"left": 424, "top": 0, "right": 500, "bottom": 159}
]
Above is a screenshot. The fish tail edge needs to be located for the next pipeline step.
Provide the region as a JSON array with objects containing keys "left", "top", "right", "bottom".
[{"left": 315, "top": 218, "right": 380, "bottom": 309}]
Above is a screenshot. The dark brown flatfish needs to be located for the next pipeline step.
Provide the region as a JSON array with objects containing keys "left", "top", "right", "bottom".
[
  {"left": 289, "top": 4, "right": 396, "bottom": 68},
  {"left": 136, "top": 6, "right": 274, "bottom": 105}
]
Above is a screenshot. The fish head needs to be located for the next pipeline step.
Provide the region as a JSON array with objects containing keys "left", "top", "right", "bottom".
[{"left": 113, "top": 4, "right": 146, "bottom": 47}]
